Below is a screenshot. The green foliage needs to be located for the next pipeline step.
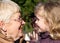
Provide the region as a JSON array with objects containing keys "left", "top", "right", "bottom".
[
  {"left": 12, "top": 0, "right": 59, "bottom": 33},
  {"left": 22, "top": 22, "right": 33, "bottom": 33}
]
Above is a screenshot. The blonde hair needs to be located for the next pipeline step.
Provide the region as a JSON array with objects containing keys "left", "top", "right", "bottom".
[
  {"left": 0, "top": 0, "right": 20, "bottom": 23},
  {"left": 34, "top": 2, "right": 60, "bottom": 40}
]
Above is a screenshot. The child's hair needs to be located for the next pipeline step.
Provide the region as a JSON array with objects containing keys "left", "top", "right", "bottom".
[{"left": 34, "top": 2, "right": 60, "bottom": 40}]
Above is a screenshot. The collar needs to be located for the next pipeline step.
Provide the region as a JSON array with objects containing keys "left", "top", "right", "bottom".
[{"left": 38, "top": 31, "right": 50, "bottom": 39}]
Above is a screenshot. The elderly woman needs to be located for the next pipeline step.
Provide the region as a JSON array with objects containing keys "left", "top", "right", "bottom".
[
  {"left": 0, "top": 0, "right": 25, "bottom": 43},
  {"left": 30, "top": 2, "right": 60, "bottom": 43}
]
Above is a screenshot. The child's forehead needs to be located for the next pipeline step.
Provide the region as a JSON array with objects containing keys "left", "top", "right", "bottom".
[
  {"left": 35, "top": 8, "right": 47, "bottom": 17},
  {"left": 35, "top": 5, "right": 44, "bottom": 12}
]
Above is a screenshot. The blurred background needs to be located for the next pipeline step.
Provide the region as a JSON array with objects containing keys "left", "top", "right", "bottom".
[{"left": 12, "top": 0, "right": 60, "bottom": 34}]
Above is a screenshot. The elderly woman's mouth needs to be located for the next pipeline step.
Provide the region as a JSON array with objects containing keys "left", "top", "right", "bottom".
[{"left": 19, "top": 24, "right": 24, "bottom": 30}]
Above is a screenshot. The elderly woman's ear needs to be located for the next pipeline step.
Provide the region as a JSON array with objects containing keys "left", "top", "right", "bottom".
[
  {"left": 0, "top": 21, "right": 4, "bottom": 28},
  {"left": 0, "top": 21, "right": 7, "bottom": 33}
]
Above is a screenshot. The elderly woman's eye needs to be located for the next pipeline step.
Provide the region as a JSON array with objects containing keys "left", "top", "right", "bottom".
[
  {"left": 14, "top": 19, "right": 17, "bottom": 21},
  {"left": 18, "top": 17, "right": 20, "bottom": 20},
  {"left": 13, "top": 19, "right": 19, "bottom": 22}
]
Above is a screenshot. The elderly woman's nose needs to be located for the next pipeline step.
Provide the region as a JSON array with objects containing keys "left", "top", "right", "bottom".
[{"left": 22, "top": 20, "right": 25, "bottom": 25}]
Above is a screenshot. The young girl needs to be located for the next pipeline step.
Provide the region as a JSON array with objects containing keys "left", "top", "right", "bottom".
[{"left": 30, "top": 1, "right": 60, "bottom": 43}]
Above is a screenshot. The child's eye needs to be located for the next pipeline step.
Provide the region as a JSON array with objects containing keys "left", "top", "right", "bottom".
[
  {"left": 35, "top": 17, "right": 39, "bottom": 21},
  {"left": 32, "top": 17, "right": 39, "bottom": 23},
  {"left": 37, "top": 18, "right": 39, "bottom": 21}
]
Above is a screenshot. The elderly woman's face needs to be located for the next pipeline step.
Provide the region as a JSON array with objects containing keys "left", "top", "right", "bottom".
[{"left": 3, "top": 12, "right": 25, "bottom": 40}]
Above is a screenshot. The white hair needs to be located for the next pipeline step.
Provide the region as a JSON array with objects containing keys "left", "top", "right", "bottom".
[
  {"left": 0, "top": 0, "right": 11, "bottom": 2},
  {"left": 0, "top": 0, "right": 21, "bottom": 23}
]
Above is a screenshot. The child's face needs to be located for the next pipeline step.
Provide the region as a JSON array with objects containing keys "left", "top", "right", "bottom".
[
  {"left": 35, "top": 15, "right": 49, "bottom": 32},
  {"left": 34, "top": 6, "right": 49, "bottom": 33}
]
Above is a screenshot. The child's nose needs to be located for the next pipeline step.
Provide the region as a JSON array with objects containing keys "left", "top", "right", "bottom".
[{"left": 35, "top": 20, "right": 38, "bottom": 24}]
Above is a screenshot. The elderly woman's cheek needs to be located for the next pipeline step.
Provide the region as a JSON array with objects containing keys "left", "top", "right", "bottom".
[{"left": 5, "top": 21, "right": 20, "bottom": 36}]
